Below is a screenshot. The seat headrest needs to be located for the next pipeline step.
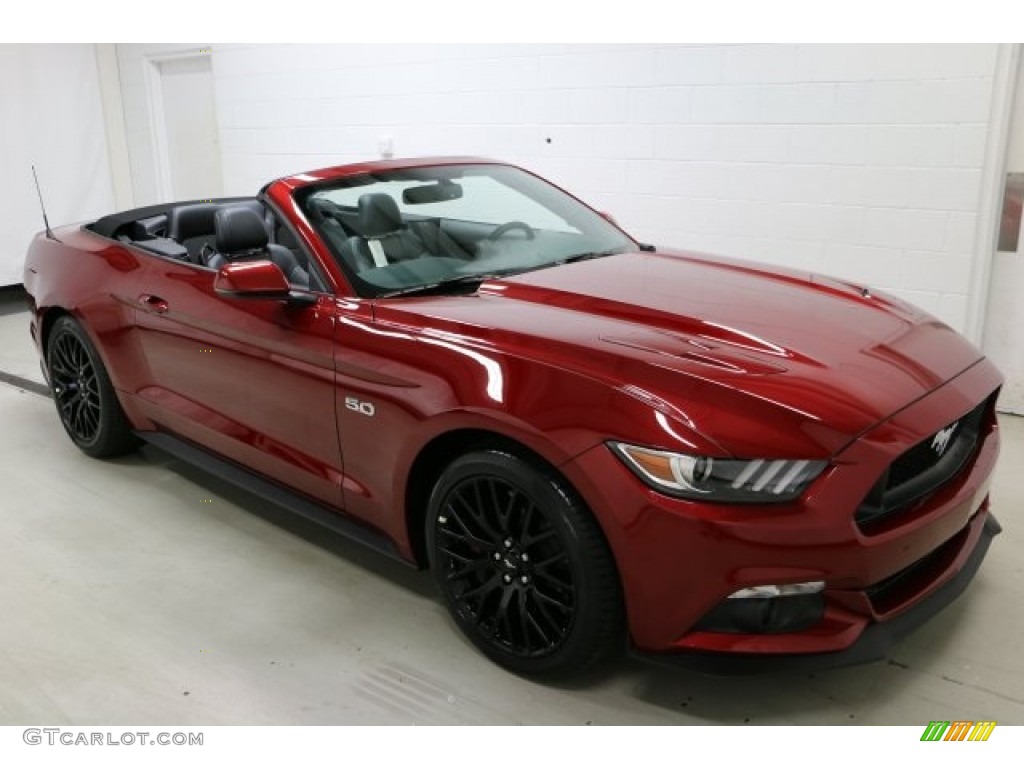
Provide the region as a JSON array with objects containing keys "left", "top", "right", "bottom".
[
  {"left": 307, "top": 197, "right": 338, "bottom": 220},
  {"left": 167, "top": 203, "right": 220, "bottom": 241},
  {"left": 215, "top": 207, "right": 269, "bottom": 255},
  {"left": 357, "top": 193, "right": 402, "bottom": 238}
]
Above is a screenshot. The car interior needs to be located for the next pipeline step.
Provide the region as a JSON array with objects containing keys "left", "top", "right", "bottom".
[
  {"left": 303, "top": 188, "right": 596, "bottom": 295},
  {"left": 87, "top": 190, "right": 528, "bottom": 296},
  {"left": 309, "top": 192, "right": 478, "bottom": 271},
  {"left": 87, "top": 197, "right": 318, "bottom": 291},
  {"left": 86, "top": 172, "right": 624, "bottom": 299}
]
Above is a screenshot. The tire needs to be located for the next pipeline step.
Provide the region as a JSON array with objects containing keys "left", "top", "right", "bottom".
[
  {"left": 46, "top": 315, "right": 139, "bottom": 458},
  {"left": 426, "top": 449, "right": 624, "bottom": 677}
]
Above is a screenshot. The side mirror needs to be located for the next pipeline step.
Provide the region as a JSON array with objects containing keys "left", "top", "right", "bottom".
[{"left": 214, "top": 260, "right": 290, "bottom": 298}]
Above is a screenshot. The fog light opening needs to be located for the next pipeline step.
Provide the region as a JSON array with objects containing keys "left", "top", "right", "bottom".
[
  {"left": 727, "top": 581, "right": 825, "bottom": 600},
  {"left": 694, "top": 581, "right": 826, "bottom": 635}
]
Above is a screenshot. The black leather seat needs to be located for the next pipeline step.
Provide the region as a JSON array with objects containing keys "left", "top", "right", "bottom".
[
  {"left": 339, "top": 193, "right": 429, "bottom": 273},
  {"left": 208, "top": 207, "right": 309, "bottom": 289},
  {"left": 167, "top": 200, "right": 276, "bottom": 264},
  {"left": 307, "top": 198, "right": 353, "bottom": 259},
  {"left": 166, "top": 203, "right": 220, "bottom": 263}
]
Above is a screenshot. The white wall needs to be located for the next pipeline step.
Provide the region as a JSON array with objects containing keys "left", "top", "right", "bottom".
[
  {"left": 118, "top": 44, "right": 1001, "bottom": 333},
  {"left": 0, "top": 44, "right": 116, "bottom": 286},
  {"left": 114, "top": 43, "right": 211, "bottom": 208},
  {"left": 983, "top": 53, "right": 1024, "bottom": 414}
]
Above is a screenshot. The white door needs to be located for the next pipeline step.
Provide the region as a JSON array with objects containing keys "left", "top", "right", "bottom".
[
  {"left": 983, "top": 57, "right": 1024, "bottom": 415},
  {"left": 154, "top": 55, "right": 222, "bottom": 201}
]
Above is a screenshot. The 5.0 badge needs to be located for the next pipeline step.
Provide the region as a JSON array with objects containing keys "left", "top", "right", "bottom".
[{"left": 344, "top": 396, "right": 375, "bottom": 417}]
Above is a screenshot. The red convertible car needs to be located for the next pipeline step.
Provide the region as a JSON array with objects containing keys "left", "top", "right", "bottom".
[{"left": 23, "top": 157, "right": 1002, "bottom": 676}]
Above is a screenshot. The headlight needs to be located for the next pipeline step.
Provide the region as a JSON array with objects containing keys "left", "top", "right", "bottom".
[{"left": 608, "top": 442, "right": 826, "bottom": 503}]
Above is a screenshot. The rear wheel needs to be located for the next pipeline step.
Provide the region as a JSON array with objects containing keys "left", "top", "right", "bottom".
[
  {"left": 47, "top": 316, "right": 138, "bottom": 458},
  {"left": 427, "top": 450, "right": 623, "bottom": 677}
]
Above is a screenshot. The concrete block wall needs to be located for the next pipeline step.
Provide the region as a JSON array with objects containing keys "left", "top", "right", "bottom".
[
  {"left": 114, "top": 43, "right": 211, "bottom": 208},
  {"left": 119, "top": 44, "right": 1001, "bottom": 332}
]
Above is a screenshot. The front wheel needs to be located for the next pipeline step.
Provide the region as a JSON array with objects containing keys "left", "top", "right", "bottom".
[
  {"left": 427, "top": 450, "right": 624, "bottom": 677},
  {"left": 47, "top": 315, "right": 139, "bottom": 458}
]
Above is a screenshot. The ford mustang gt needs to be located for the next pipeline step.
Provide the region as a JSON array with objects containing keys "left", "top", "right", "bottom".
[{"left": 23, "top": 157, "right": 1002, "bottom": 677}]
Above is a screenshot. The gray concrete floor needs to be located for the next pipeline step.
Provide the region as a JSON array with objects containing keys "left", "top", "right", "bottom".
[{"left": 1, "top": 287, "right": 1022, "bottom": 725}]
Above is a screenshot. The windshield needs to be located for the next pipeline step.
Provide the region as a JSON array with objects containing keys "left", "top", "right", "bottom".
[{"left": 297, "top": 164, "right": 635, "bottom": 297}]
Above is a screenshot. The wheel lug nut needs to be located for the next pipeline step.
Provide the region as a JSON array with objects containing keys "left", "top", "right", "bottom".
[
  {"left": 520, "top": 553, "right": 529, "bottom": 562},
  {"left": 503, "top": 574, "right": 512, "bottom": 583},
  {"left": 493, "top": 552, "right": 501, "bottom": 560},
  {"left": 521, "top": 576, "right": 529, "bottom": 584},
  {"left": 504, "top": 538, "right": 512, "bottom": 548}
]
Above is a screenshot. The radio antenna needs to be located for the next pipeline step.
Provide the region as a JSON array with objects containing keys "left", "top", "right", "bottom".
[{"left": 31, "top": 165, "right": 55, "bottom": 240}]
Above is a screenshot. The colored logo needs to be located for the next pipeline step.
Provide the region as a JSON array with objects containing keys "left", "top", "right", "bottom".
[
  {"left": 931, "top": 422, "right": 958, "bottom": 457},
  {"left": 920, "top": 720, "right": 996, "bottom": 741}
]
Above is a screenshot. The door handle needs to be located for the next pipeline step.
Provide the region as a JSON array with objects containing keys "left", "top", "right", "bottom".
[{"left": 138, "top": 294, "right": 169, "bottom": 314}]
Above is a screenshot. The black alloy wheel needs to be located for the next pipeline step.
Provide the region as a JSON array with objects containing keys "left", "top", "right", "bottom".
[
  {"left": 428, "top": 450, "right": 623, "bottom": 677},
  {"left": 47, "top": 316, "right": 138, "bottom": 458},
  {"left": 50, "top": 330, "right": 101, "bottom": 443}
]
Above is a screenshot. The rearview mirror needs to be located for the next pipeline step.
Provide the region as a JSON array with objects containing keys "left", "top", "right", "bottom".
[
  {"left": 402, "top": 180, "right": 463, "bottom": 205},
  {"left": 214, "top": 260, "right": 290, "bottom": 298}
]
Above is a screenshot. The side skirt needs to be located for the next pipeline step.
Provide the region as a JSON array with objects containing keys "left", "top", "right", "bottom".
[{"left": 136, "top": 430, "right": 410, "bottom": 565}]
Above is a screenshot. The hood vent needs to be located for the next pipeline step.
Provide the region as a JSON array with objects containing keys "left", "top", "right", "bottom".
[{"left": 601, "top": 331, "right": 788, "bottom": 376}]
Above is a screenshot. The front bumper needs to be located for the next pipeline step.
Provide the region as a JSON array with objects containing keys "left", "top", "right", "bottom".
[
  {"left": 562, "top": 358, "right": 1003, "bottom": 664},
  {"left": 634, "top": 512, "right": 1000, "bottom": 674}
]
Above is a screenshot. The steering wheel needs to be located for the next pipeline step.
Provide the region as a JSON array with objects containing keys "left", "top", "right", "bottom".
[{"left": 487, "top": 220, "right": 535, "bottom": 241}]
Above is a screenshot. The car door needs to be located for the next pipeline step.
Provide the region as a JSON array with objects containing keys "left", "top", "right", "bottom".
[{"left": 130, "top": 255, "right": 344, "bottom": 508}]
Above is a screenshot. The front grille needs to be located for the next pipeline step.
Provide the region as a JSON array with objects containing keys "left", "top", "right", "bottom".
[{"left": 855, "top": 399, "right": 988, "bottom": 532}]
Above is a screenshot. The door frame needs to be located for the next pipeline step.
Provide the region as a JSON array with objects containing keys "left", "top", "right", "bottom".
[
  {"left": 966, "top": 43, "right": 1021, "bottom": 344},
  {"left": 142, "top": 48, "right": 215, "bottom": 203}
]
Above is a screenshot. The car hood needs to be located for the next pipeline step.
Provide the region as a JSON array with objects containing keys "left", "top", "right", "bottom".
[{"left": 382, "top": 250, "right": 984, "bottom": 457}]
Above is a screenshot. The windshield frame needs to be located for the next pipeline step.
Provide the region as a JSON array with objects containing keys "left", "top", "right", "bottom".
[{"left": 294, "top": 162, "right": 638, "bottom": 299}]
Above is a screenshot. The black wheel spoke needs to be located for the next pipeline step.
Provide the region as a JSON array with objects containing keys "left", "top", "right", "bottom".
[
  {"left": 466, "top": 483, "right": 502, "bottom": 541},
  {"left": 448, "top": 558, "right": 494, "bottom": 581},
  {"left": 533, "top": 587, "right": 573, "bottom": 613},
  {"left": 515, "top": 588, "right": 545, "bottom": 647},
  {"left": 457, "top": 573, "right": 502, "bottom": 600},
  {"left": 519, "top": 502, "right": 536, "bottom": 541},
  {"left": 534, "top": 568, "right": 573, "bottom": 592},
  {"left": 443, "top": 505, "right": 492, "bottom": 550},
  {"left": 495, "top": 588, "right": 515, "bottom": 643},
  {"left": 450, "top": 489, "right": 497, "bottom": 541},
  {"left": 503, "top": 486, "right": 519, "bottom": 527},
  {"left": 534, "top": 551, "right": 569, "bottom": 568},
  {"left": 434, "top": 473, "right": 577, "bottom": 659},
  {"left": 525, "top": 609, "right": 552, "bottom": 647},
  {"left": 527, "top": 590, "right": 564, "bottom": 637},
  {"left": 54, "top": 338, "right": 74, "bottom": 369},
  {"left": 51, "top": 359, "right": 74, "bottom": 378},
  {"left": 437, "top": 545, "right": 474, "bottom": 564},
  {"left": 48, "top": 330, "right": 102, "bottom": 444},
  {"left": 487, "top": 478, "right": 509, "bottom": 528},
  {"left": 523, "top": 527, "right": 557, "bottom": 547}
]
